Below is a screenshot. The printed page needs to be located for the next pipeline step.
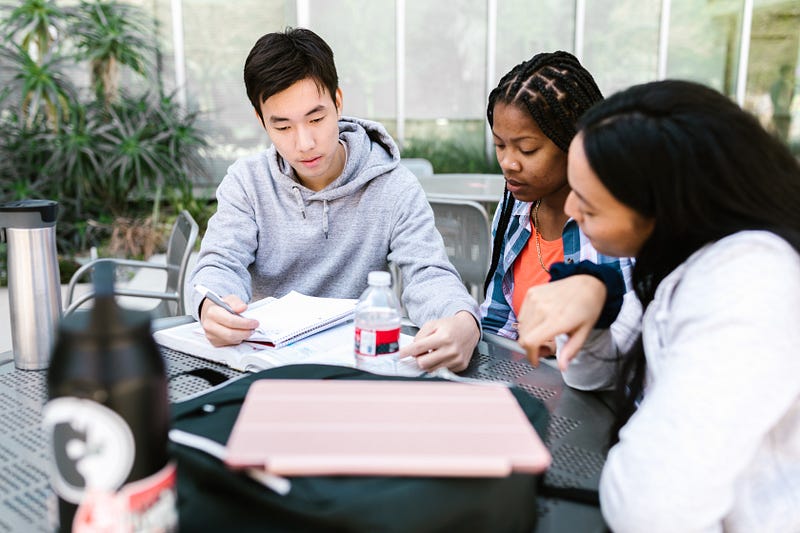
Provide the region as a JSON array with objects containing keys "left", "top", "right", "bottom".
[
  {"left": 153, "top": 321, "right": 262, "bottom": 370},
  {"left": 240, "top": 323, "right": 358, "bottom": 371},
  {"left": 155, "top": 319, "right": 422, "bottom": 376},
  {"left": 242, "top": 324, "right": 421, "bottom": 376}
]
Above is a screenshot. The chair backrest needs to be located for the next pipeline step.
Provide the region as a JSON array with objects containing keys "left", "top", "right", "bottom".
[
  {"left": 400, "top": 158, "right": 434, "bottom": 177},
  {"left": 155, "top": 210, "right": 199, "bottom": 317},
  {"left": 427, "top": 197, "right": 491, "bottom": 303}
]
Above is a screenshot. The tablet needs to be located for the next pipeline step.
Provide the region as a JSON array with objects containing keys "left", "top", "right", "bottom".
[{"left": 225, "top": 379, "right": 551, "bottom": 477}]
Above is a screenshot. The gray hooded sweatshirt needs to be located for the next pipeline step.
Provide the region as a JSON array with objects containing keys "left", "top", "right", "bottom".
[{"left": 189, "top": 116, "right": 479, "bottom": 328}]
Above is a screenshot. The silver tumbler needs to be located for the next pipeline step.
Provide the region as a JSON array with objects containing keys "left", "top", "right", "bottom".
[{"left": 0, "top": 200, "right": 62, "bottom": 370}]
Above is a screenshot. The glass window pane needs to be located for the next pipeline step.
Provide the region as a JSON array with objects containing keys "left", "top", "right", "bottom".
[
  {"left": 405, "top": 0, "right": 486, "bottom": 120},
  {"left": 667, "top": 0, "right": 744, "bottom": 96},
  {"left": 744, "top": 0, "right": 800, "bottom": 153},
  {"left": 308, "top": 0, "right": 396, "bottom": 122},
  {"left": 495, "top": 0, "right": 575, "bottom": 80},
  {"left": 180, "top": 0, "right": 294, "bottom": 181},
  {"left": 582, "top": 0, "right": 662, "bottom": 95},
  {"left": 400, "top": 1, "right": 488, "bottom": 171}
]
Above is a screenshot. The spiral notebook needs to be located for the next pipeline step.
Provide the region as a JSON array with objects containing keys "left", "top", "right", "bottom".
[{"left": 242, "top": 291, "right": 357, "bottom": 348}]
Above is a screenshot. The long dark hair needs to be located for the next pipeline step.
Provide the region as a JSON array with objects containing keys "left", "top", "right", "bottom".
[
  {"left": 483, "top": 51, "right": 603, "bottom": 294},
  {"left": 577, "top": 79, "right": 800, "bottom": 443}
]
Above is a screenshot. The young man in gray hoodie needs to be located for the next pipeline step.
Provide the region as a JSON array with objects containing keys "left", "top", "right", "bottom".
[{"left": 189, "top": 28, "right": 481, "bottom": 372}]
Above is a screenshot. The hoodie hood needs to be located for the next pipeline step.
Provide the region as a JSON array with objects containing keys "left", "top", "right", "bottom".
[
  {"left": 270, "top": 116, "right": 401, "bottom": 202},
  {"left": 190, "top": 114, "right": 479, "bottom": 327}
]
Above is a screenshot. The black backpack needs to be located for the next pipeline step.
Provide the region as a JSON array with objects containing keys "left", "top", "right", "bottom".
[{"left": 169, "top": 364, "right": 550, "bottom": 532}]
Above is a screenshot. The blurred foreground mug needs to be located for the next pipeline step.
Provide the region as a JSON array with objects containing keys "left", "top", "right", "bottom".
[{"left": 0, "top": 199, "right": 62, "bottom": 370}]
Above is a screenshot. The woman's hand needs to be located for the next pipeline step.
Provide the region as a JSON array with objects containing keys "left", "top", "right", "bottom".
[
  {"left": 517, "top": 275, "right": 606, "bottom": 369},
  {"left": 399, "top": 311, "right": 481, "bottom": 372}
]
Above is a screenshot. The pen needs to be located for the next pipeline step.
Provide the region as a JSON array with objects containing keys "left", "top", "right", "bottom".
[{"left": 194, "top": 284, "right": 242, "bottom": 317}]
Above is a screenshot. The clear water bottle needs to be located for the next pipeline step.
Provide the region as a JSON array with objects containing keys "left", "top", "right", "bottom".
[
  {"left": 43, "top": 262, "right": 177, "bottom": 532},
  {"left": 354, "top": 271, "right": 402, "bottom": 357}
]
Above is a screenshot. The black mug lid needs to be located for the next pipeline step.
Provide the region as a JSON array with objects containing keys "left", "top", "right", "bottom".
[{"left": 0, "top": 199, "right": 58, "bottom": 228}]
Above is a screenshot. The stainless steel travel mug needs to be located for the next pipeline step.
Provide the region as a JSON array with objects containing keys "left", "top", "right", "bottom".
[{"left": 0, "top": 200, "right": 62, "bottom": 370}]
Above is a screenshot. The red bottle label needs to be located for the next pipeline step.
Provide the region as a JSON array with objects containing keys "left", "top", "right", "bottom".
[
  {"left": 73, "top": 462, "right": 178, "bottom": 532},
  {"left": 43, "top": 397, "right": 177, "bottom": 531},
  {"left": 355, "top": 327, "right": 400, "bottom": 356}
]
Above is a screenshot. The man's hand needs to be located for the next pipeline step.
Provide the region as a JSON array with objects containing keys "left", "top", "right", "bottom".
[
  {"left": 517, "top": 275, "right": 606, "bottom": 370},
  {"left": 199, "top": 294, "right": 259, "bottom": 347},
  {"left": 398, "top": 311, "right": 480, "bottom": 372}
]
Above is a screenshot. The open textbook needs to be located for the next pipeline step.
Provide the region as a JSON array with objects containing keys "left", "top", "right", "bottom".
[{"left": 153, "top": 319, "right": 421, "bottom": 376}]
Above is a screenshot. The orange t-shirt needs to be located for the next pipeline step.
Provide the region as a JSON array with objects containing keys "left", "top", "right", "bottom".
[{"left": 512, "top": 233, "right": 564, "bottom": 317}]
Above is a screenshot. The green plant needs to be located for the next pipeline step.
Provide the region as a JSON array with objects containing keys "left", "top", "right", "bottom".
[
  {"left": 0, "top": 242, "right": 6, "bottom": 286},
  {"left": 402, "top": 138, "right": 501, "bottom": 174},
  {"left": 400, "top": 119, "right": 501, "bottom": 174},
  {"left": 401, "top": 139, "right": 501, "bottom": 174},
  {"left": 1, "top": 0, "right": 74, "bottom": 128},
  {"left": 0, "top": 44, "right": 75, "bottom": 129},
  {"left": 165, "top": 182, "right": 215, "bottom": 239},
  {"left": 0, "top": 113, "right": 52, "bottom": 199},
  {"left": 0, "top": 0, "right": 209, "bottom": 276},
  {"left": 43, "top": 101, "right": 103, "bottom": 216},
  {"left": 91, "top": 93, "right": 200, "bottom": 214},
  {"left": 2, "top": 0, "right": 67, "bottom": 56},
  {"left": 71, "top": 0, "right": 153, "bottom": 105}
]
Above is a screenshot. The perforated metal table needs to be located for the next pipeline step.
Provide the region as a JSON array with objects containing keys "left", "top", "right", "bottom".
[{"left": 0, "top": 320, "right": 611, "bottom": 532}]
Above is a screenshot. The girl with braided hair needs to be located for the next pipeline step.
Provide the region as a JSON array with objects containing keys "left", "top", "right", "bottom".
[{"left": 480, "top": 51, "right": 634, "bottom": 345}]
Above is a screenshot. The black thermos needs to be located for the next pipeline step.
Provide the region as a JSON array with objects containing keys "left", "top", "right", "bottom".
[{"left": 44, "top": 262, "right": 176, "bottom": 531}]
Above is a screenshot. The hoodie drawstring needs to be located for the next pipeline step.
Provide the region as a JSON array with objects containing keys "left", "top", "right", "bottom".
[
  {"left": 291, "top": 186, "right": 306, "bottom": 219},
  {"left": 322, "top": 200, "right": 329, "bottom": 239},
  {"left": 293, "top": 186, "right": 330, "bottom": 238}
]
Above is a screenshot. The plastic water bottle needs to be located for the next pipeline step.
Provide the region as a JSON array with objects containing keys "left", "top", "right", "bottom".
[
  {"left": 354, "top": 271, "right": 402, "bottom": 357},
  {"left": 43, "top": 262, "right": 177, "bottom": 532}
]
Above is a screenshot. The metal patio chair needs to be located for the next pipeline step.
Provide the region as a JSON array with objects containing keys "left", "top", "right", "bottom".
[
  {"left": 64, "top": 210, "right": 199, "bottom": 318},
  {"left": 427, "top": 196, "right": 491, "bottom": 302},
  {"left": 400, "top": 157, "right": 434, "bottom": 177}
]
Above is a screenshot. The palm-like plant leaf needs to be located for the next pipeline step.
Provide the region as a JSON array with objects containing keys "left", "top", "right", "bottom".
[
  {"left": 0, "top": 0, "right": 209, "bottom": 260},
  {"left": 0, "top": 44, "right": 75, "bottom": 129},
  {"left": 151, "top": 93, "right": 209, "bottom": 180},
  {"left": 1, "top": 0, "right": 69, "bottom": 57},
  {"left": 91, "top": 94, "right": 184, "bottom": 213},
  {"left": 41, "top": 101, "right": 104, "bottom": 214},
  {"left": 0, "top": 111, "right": 52, "bottom": 199},
  {"left": 70, "top": 0, "right": 154, "bottom": 103}
]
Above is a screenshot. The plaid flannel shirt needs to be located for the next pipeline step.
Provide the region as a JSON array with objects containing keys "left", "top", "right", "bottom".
[{"left": 480, "top": 199, "right": 635, "bottom": 339}]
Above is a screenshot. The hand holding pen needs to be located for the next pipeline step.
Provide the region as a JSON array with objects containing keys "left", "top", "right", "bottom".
[{"left": 195, "top": 285, "right": 259, "bottom": 347}]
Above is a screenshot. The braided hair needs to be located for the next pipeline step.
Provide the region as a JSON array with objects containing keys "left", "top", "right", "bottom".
[{"left": 483, "top": 51, "right": 603, "bottom": 294}]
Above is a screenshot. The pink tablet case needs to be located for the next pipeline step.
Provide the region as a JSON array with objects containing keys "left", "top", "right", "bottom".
[{"left": 225, "top": 379, "right": 552, "bottom": 477}]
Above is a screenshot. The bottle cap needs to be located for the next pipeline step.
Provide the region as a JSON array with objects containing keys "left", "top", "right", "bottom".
[{"left": 367, "top": 271, "right": 391, "bottom": 286}]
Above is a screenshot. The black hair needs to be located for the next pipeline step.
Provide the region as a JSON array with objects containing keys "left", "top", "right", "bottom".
[
  {"left": 483, "top": 51, "right": 603, "bottom": 294},
  {"left": 577, "top": 79, "right": 800, "bottom": 444},
  {"left": 244, "top": 27, "right": 339, "bottom": 125}
]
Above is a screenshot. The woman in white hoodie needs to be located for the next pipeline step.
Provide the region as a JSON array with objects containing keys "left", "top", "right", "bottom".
[{"left": 517, "top": 79, "right": 800, "bottom": 532}]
